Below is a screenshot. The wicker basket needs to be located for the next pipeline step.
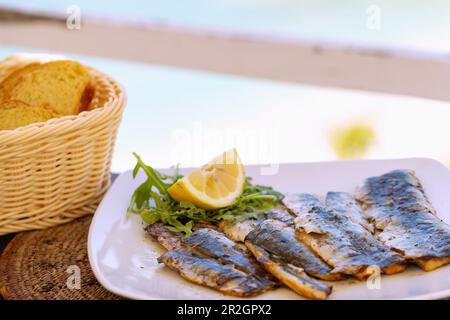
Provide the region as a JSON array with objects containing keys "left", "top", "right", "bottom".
[{"left": 0, "top": 65, "right": 127, "bottom": 235}]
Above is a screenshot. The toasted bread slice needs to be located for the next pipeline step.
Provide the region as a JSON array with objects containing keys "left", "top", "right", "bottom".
[
  {"left": 0, "top": 100, "right": 61, "bottom": 130},
  {"left": 0, "top": 53, "right": 66, "bottom": 82},
  {"left": 0, "top": 60, "right": 91, "bottom": 115}
]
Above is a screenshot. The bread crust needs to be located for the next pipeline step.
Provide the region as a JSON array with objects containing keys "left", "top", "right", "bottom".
[
  {"left": 0, "top": 100, "right": 61, "bottom": 130},
  {"left": 0, "top": 60, "right": 91, "bottom": 115}
]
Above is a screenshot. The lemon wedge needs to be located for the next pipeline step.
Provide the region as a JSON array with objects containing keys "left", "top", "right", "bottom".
[{"left": 167, "top": 149, "right": 245, "bottom": 210}]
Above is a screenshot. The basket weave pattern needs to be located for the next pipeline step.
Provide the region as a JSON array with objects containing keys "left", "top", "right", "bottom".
[{"left": 0, "top": 66, "right": 126, "bottom": 235}]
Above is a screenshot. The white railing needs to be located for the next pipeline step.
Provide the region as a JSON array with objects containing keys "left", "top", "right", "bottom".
[{"left": 1, "top": 7, "right": 450, "bottom": 101}]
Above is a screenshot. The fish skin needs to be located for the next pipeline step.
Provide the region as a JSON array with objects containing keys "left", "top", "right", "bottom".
[
  {"left": 146, "top": 222, "right": 223, "bottom": 250},
  {"left": 148, "top": 224, "right": 276, "bottom": 296},
  {"left": 220, "top": 206, "right": 341, "bottom": 280},
  {"left": 357, "top": 169, "right": 450, "bottom": 271},
  {"left": 220, "top": 206, "right": 295, "bottom": 242},
  {"left": 181, "top": 228, "right": 277, "bottom": 286},
  {"left": 220, "top": 219, "right": 258, "bottom": 243},
  {"left": 146, "top": 223, "right": 181, "bottom": 250},
  {"left": 245, "top": 219, "right": 342, "bottom": 281},
  {"left": 219, "top": 207, "right": 339, "bottom": 298},
  {"left": 266, "top": 206, "right": 295, "bottom": 225},
  {"left": 325, "top": 192, "right": 374, "bottom": 233},
  {"left": 245, "top": 242, "right": 332, "bottom": 300},
  {"left": 284, "top": 193, "right": 406, "bottom": 280},
  {"left": 158, "top": 248, "right": 269, "bottom": 297}
]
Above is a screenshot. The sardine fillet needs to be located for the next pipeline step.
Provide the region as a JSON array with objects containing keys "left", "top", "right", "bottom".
[
  {"left": 325, "top": 192, "right": 374, "bottom": 233},
  {"left": 357, "top": 169, "right": 450, "bottom": 271},
  {"left": 181, "top": 227, "right": 276, "bottom": 285},
  {"left": 158, "top": 248, "right": 269, "bottom": 297},
  {"left": 220, "top": 219, "right": 257, "bottom": 243},
  {"left": 325, "top": 191, "right": 405, "bottom": 276},
  {"left": 245, "top": 219, "right": 342, "bottom": 281},
  {"left": 146, "top": 223, "right": 181, "bottom": 250},
  {"left": 148, "top": 223, "right": 276, "bottom": 296},
  {"left": 219, "top": 206, "right": 294, "bottom": 242},
  {"left": 220, "top": 208, "right": 338, "bottom": 299},
  {"left": 245, "top": 242, "right": 332, "bottom": 300},
  {"left": 284, "top": 193, "right": 406, "bottom": 280}
]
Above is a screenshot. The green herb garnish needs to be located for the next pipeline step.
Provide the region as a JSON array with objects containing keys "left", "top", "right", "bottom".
[{"left": 127, "top": 152, "right": 283, "bottom": 235}]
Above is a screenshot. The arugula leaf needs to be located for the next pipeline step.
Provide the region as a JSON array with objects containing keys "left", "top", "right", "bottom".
[
  {"left": 127, "top": 153, "right": 283, "bottom": 235},
  {"left": 132, "top": 152, "right": 170, "bottom": 195}
]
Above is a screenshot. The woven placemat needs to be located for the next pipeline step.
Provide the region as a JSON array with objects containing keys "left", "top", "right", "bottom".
[{"left": 0, "top": 216, "right": 121, "bottom": 300}]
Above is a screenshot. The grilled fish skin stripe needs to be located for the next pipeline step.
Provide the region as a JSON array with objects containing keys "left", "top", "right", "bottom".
[
  {"left": 357, "top": 169, "right": 450, "bottom": 271},
  {"left": 283, "top": 193, "right": 406, "bottom": 280},
  {"left": 245, "top": 241, "right": 332, "bottom": 300},
  {"left": 147, "top": 223, "right": 276, "bottom": 296},
  {"left": 245, "top": 219, "right": 341, "bottom": 281},
  {"left": 325, "top": 191, "right": 374, "bottom": 233},
  {"left": 158, "top": 248, "right": 269, "bottom": 297},
  {"left": 221, "top": 208, "right": 338, "bottom": 299}
]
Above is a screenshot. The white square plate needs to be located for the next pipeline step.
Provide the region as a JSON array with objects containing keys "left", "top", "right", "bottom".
[{"left": 88, "top": 158, "right": 450, "bottom": 300}]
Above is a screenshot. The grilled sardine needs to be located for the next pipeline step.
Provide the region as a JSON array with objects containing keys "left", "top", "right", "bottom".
[
  {"left": 221, "top": 208, "right": 338, "bottom": 299},
  {"left": 158, "top": 248, "right": 270, "bottom": 297},
  {"left": 146, "top": 223, "right": 182, "bottom": 250},
  {"left": 357, "top": 169, "right": 450, "bottom": 271},
  {"left": 220, "top": 206, "right": 295, "bottom": 242},
  {"left": 245, "top": 241, "right": 332, "bottom": 300},
  {"left": 284, "top": 193, "right": 406, "bottom": 280},
  {"left": 220, "top": 219, "right": 258, "bottom": 243},
  {"left": 266, "top": 207, "right": 295, "bottom": 225},
  {"left": 147, "top": 223, "right": 276, "bottom": 297},
  {"left": 245, "top": 219, "right": 340, "bottom": 281},
  {"left": 181, "top": 227, "right": 275, "bottom": 284},
  {"left": 325, "top": 192, "right": 374, "bottom": 233}
]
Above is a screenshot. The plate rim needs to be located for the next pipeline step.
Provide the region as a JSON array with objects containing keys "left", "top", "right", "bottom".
[
  {"left": 87, "top": 170, "right": 169, "bottom": 300},
  {"left": 88, "top": 157, "right": 450, "bottom": 300}
]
